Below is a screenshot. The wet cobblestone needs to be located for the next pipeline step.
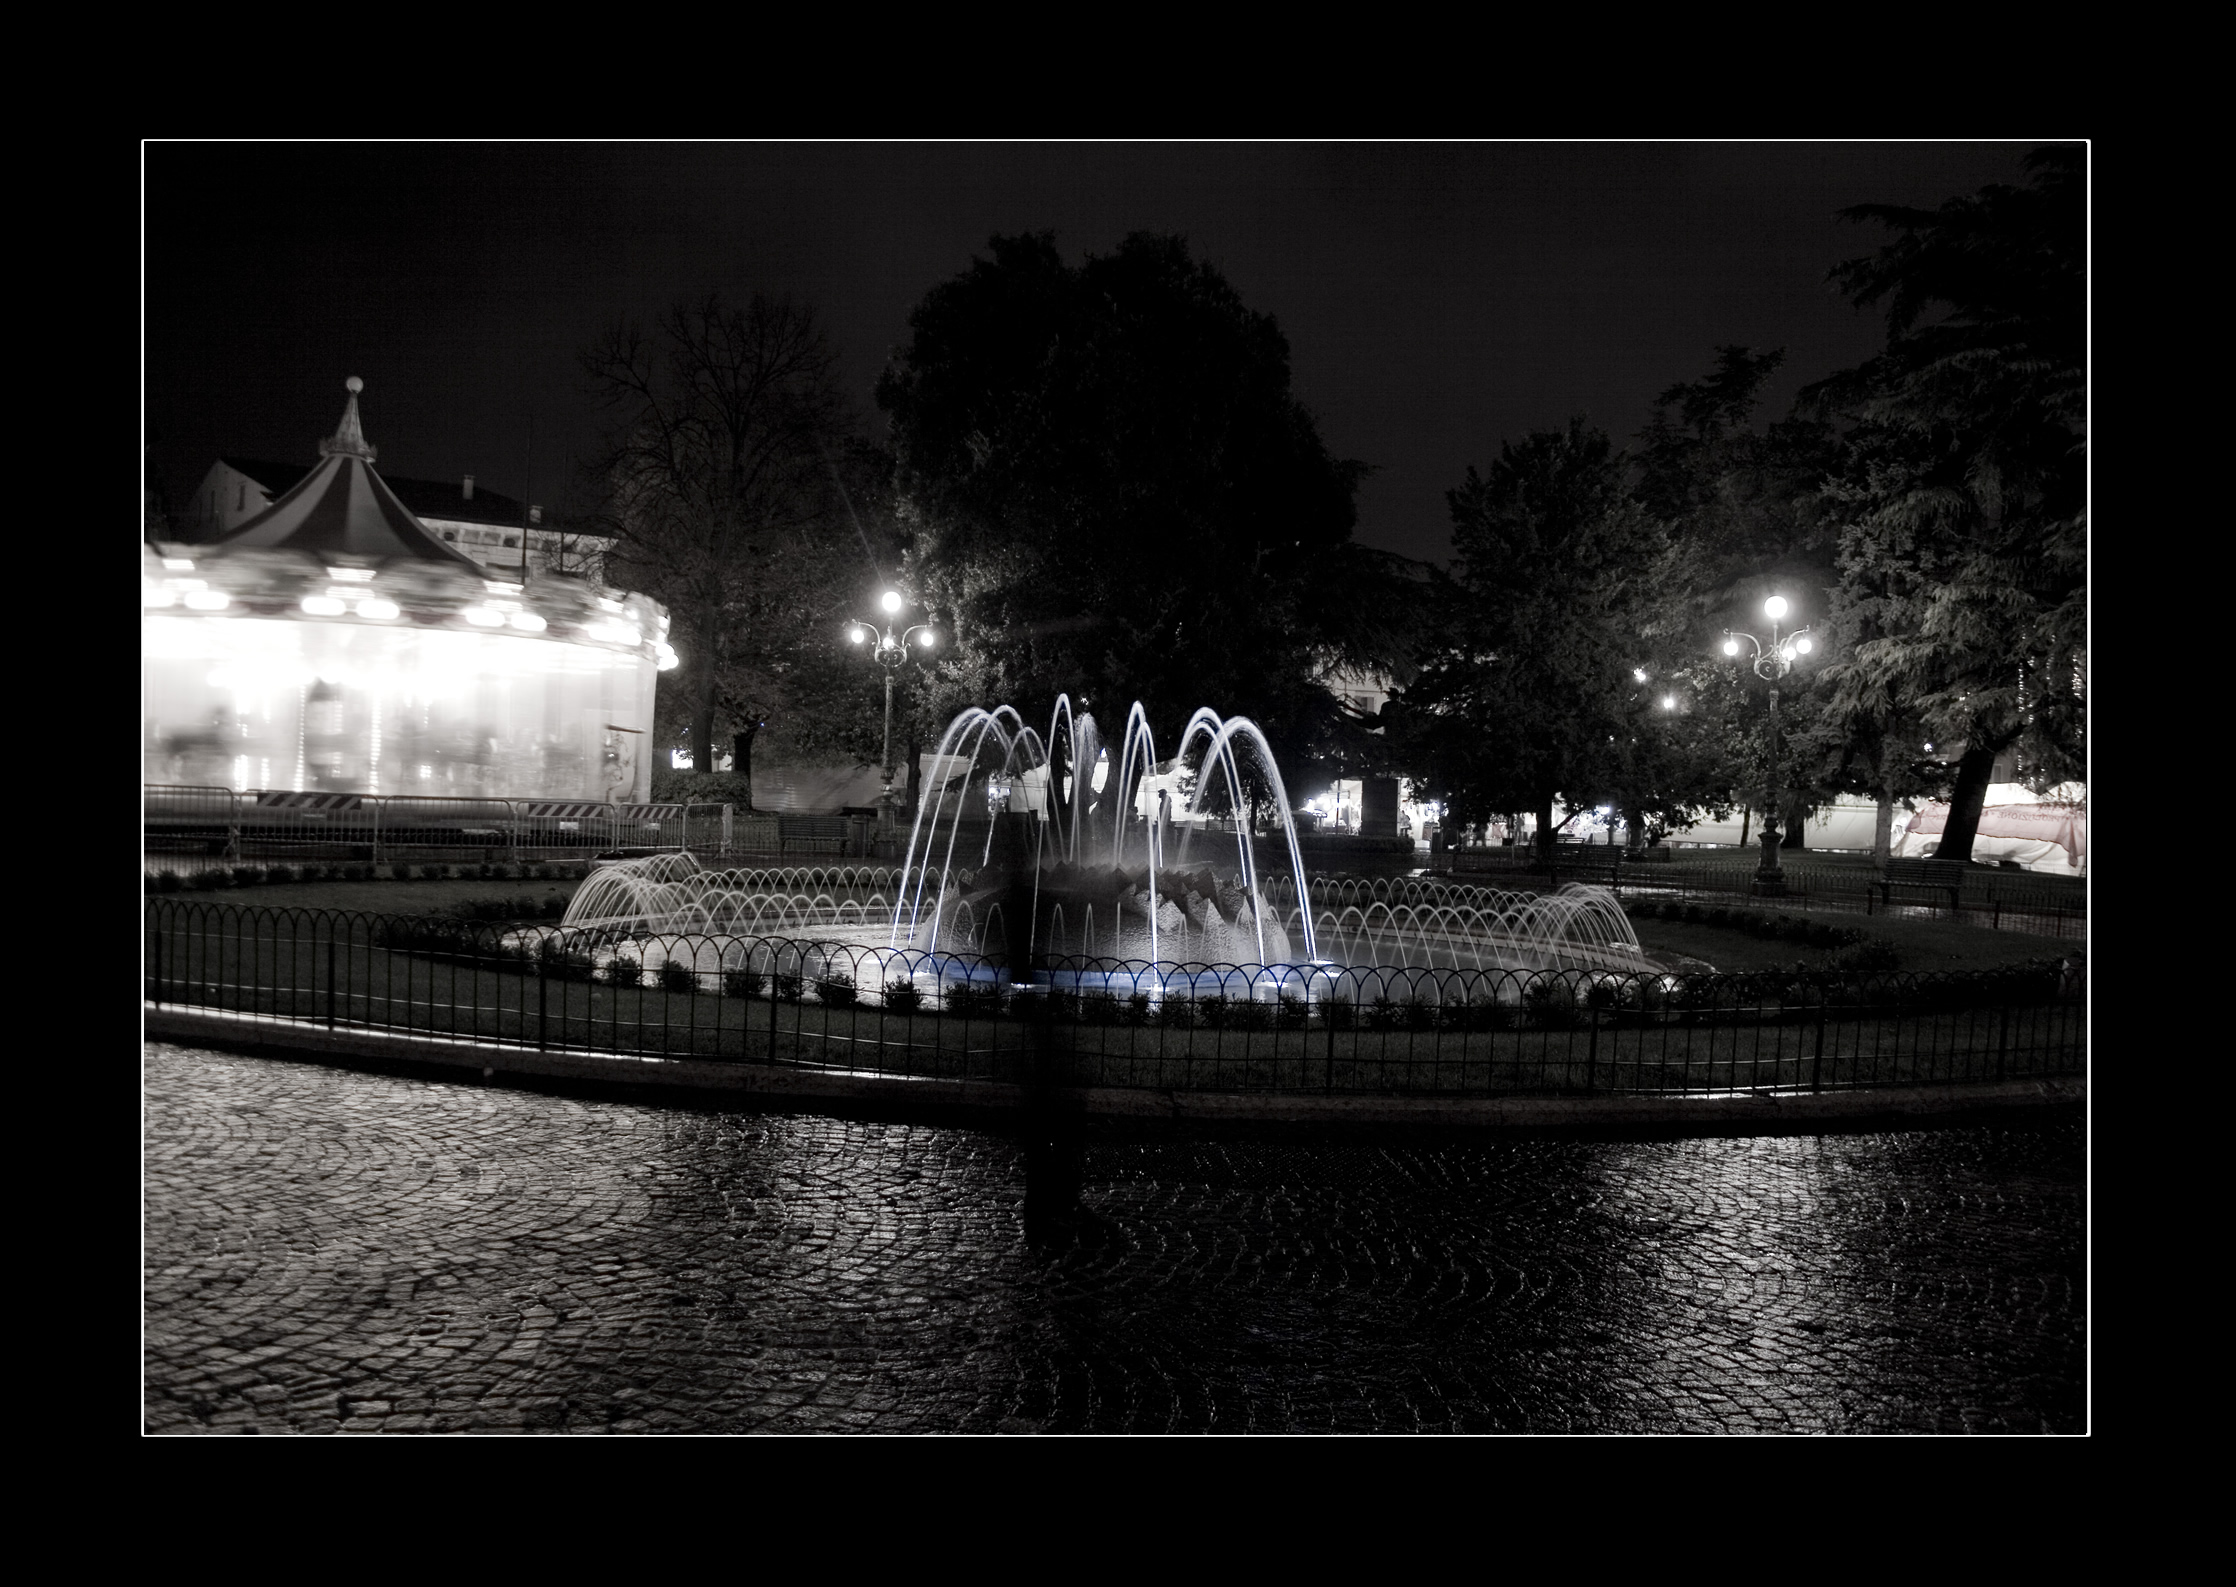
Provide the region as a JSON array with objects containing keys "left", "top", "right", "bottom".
[{"left": 144, "top": 1044, "right": 2084, "bottom": 1433}]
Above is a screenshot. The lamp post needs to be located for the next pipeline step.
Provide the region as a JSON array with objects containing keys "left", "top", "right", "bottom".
[
  {"left": 845, "top": 590, "right": 937, "bottom": 844},
  {"left": 1721, "top": 595, "right": 1816, "bottom": 896}
]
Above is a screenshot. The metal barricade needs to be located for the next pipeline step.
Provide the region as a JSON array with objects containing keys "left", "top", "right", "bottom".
[
  {"left": 682, "top": 803, "right": 733, "bottom": 856},
  {"left": 144, "top": 784, "right": 241, "bottom": 861},
  {"left": 369, "top": 796, "right": 520, "bottom": 864},
  {"left": 241, "top": 790, "right": 377, "bottom": 859}
]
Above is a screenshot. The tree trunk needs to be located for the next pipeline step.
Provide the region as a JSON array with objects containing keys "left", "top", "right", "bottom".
[
  {"left": 1537, "top": 792, "right": 1557, "bottom": 865},
  {"left": 731, "top": 726, "right": 759, "bottom": 813},
  {"left": 1739, "top": 803, "right": 1750, "bottom": 848},
  {"left": 1624, "top": 800, "right": 1647, "bottom": 852},
  {"left": 1873, "top": 788, "right": 1895, "bottom": 865},
  {"left": 1781, "top": 791, "right": 1809, "bottom": 850},
  {"left": 693, "top": 606, "right": 719, "bottom": 780},
  {"left": 1935, "top": 744, "right": 2000, "bottom": 864}
]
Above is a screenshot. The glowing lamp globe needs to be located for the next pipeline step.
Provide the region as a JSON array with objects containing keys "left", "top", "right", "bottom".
[
  {"left": 1764, "top": 595, "right": 1789, "bottom": 621},
  {"left": 1723, "top": 639, "right": 1740, "bottom": 657},
  {"left": 880, "top": 591, "right": 903, "bottom": 615}
]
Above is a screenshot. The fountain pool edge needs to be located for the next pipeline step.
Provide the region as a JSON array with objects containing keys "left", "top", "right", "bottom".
[{"left": 144, "top": 1006, "right": 2085, "bottom": 1138}]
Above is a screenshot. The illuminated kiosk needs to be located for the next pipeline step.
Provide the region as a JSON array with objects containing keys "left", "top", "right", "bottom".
[{"left": 143, "top": 379, "right": 675, "bottom": 802}]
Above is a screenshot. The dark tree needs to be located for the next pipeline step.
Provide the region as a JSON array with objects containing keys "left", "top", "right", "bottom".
[
  {"left": 877, "top": 233, "right": 1399, "bottom": 782},
  {"left": 582, "top": 294, "right": 865, "bottom": 806},
  {"left": 1637, "top": 346, "right": 1849, "bottom": 851},
  {"left": 1804, "top": 147, "right": 2086, "bottom": 863},
  {"left": 1392, "top": 419, "right": 1663, "bottom": 858}
]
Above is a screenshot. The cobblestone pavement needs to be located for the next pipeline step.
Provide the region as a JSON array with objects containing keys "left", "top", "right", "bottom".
[{"left": 144, "top": 1044, "right": 2085, "bottom": 1434}]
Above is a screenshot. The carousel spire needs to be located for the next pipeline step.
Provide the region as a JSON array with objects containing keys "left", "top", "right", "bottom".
[{"left": 318, "top": 375, "right": 378, "bottom": 462}]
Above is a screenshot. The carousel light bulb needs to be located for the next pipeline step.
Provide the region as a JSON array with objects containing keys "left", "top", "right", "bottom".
[
  {"left": 300, "top": 594, "right": 346, "bottom": 616},
  {"left": 356, "top": 598, "right": 400, "bottom": 621}
]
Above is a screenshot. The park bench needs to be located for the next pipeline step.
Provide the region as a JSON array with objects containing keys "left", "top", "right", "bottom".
[
  {"left": 776, "top": 815, "right": 865, "bottom": 857},
  {"left": 1875, "top": 857, "right": 1967, "bottom": 913}
]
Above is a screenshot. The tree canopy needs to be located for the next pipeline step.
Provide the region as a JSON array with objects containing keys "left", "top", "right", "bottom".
[
  {"left": 583, "top": 293, "right": 877, "bottom": 803},
  {"left": 1391, "top": 418, "right": 1664, "bottom": 853},
  {"left": 877, "top": 232, "right": 1406, "bottom": 782},
  {"left": 1804, "top": 146, "right": 2086, "bottom": 860}
]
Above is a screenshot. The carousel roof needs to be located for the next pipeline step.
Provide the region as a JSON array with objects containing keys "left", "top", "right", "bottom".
[{"left": 211, "top": 378, "right": 484, "bottom": 568}]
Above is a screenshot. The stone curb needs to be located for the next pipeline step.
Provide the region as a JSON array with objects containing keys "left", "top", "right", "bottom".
[{"left": 143, "top": 1007, "right": 2084, "bottom": 1136}]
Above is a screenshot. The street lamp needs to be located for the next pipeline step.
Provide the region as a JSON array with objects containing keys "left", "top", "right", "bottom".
[
  {"left": 845, "top": 590, "right": 937, "bottom": 842},
  {"left": 1721, "top": 594, "right": 1816, "bottom": 895}
]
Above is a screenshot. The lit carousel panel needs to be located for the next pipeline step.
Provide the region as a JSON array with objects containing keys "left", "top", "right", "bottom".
[{"left": 143, "top": 614, "right": 659, "bottom": 801}]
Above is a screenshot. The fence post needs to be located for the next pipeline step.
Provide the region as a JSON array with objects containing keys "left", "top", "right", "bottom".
[
  {"left": 371, "top": 798, "right": 382, "bottom": 867},
  {"left": 1324, "top": 977, "right": 1338, "bottom": 1092},
  {"left": 1811, "top": 989, "right": 1827, "bottom": 1092},
  {"left": 1992, "top": 896, "right": 2002, "bottom": 931},
  {"left": 1996, "top": 999, "right": 2011, "bottom": 1082},
  {"left": 325, "top": 930, "right": 337, "bottom": 1030},
  {"left": 538, "top": 953, "right": 549, "bottom": 1051},
  {"left": 769, "top": 957, "right": 781, "bottom": 1062},
  {"left": 1584, "top": 1000, "right": 1599, "bottom": 1093},
  {"left": 149, "top": 914, "right": 163, "bottom": 1008}
]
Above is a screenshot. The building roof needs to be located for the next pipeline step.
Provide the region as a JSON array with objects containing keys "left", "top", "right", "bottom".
[
  {"left": 221, "top": 458, "right": 531, "bottom": 529},
  {"left": 211, "top": 380, "right": 485, "bottom": 568}
]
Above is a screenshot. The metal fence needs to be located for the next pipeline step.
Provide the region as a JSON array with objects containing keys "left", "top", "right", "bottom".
[
  {"left": 146, "top": 900, "right": 2086, "bottom": 1098},
  {"left": 1445, "top": 846, "right": 2086, "bottom": 939},
  {"left": 145, "top": 785, "right": 722, "bottom": 868}
]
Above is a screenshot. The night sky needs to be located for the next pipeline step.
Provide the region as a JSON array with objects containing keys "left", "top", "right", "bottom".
[{"left": 144, "top": 141, "right": 2038, "bottom": 567}]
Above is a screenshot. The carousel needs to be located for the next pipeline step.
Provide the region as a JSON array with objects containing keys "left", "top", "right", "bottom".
[{"left": 143, "top": 379, "right": 674, "bottom": 803}]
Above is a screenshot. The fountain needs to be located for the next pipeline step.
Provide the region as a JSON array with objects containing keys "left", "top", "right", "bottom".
[{"left": 526, "top": 699, "right": 1657, "bottom": 999}]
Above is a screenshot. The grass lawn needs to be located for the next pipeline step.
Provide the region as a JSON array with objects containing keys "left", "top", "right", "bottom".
[{"left": 1628, "top": 911, "right": 2075, "bottom": 974}]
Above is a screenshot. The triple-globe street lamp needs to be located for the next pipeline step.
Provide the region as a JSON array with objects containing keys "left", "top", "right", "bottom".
[
  {"left": 845, "top": 590, "right": 937, "bottom": 840},
  {"left": 1721, "top": 595, "right": 1815, "bottom": 895}
]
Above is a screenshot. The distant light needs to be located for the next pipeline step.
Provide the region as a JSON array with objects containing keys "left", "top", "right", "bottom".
[
  {"left": 1764, "top": 595, "right": 1789, "bottom": 620},
  {"left": 300, "top": 595, "right": 347, "bottom": 616},
  {"left": 144, "top": 583, "right": 176, "bottom": 608},
  {"left": 1924, "top": 742, "right": 1935, "bottom": 751},
  {"left": 484, "top": 580, "right": 524, "bottom": 596},
  {"left": 508, "top": 610, "right": 547, "bottom": 633},
  {"left": 1795, "top": 636, "right": 1813, "bottom": 654},
  {"left": 461, "top": 606, "right": 505, "bottom": 627},
  {"left": 162, "top": 558, "right": 195, "bottom": 572},
  {"left": 1722, "top": 639, "right": 1740, "bottom": 657},
  {"left": 328, "top": 567, "right": 376, "bottom": 583},
  {"left": 183, "top": 590, "right": 229, "bottom": 611},
  {"left": 1632, "top": 668, "right": 1647, "bottom": 683},
  {"left": 597, "top": 597, "right": 624, "bottom": 614},
  {"left": 655, "top": 642, "right": 679, "bottom": 671},
  {"left": 356, "top": 598, "right": 401, "bottom": 621},
  {"left": 1662, "top": 695, "right": 1676, "bottom": 710},
  {"left": 881, "top": 591, "right": 903, "bottom": 614},
  {"left": 917, "top": 628, "right": 936, "bottom": 648}
]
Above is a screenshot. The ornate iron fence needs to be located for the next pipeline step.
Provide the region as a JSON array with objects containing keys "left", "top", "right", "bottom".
[{"left": 146, "top": 900, "right": 2085, "bottom": 1097}]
